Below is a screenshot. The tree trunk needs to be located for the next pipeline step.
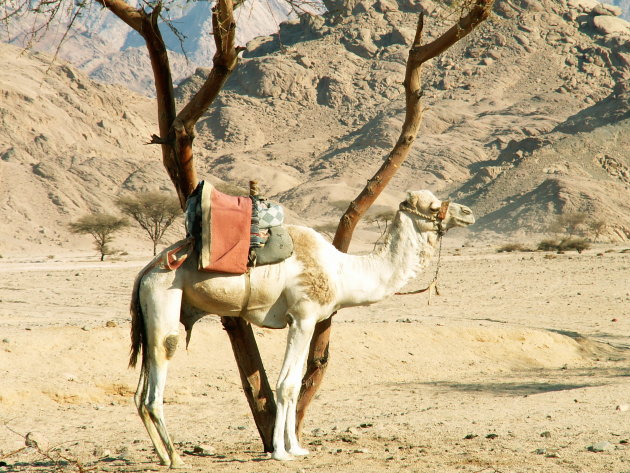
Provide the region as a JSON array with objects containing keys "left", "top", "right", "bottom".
[
  {"left": 296, "top": 0, "right": 494, "bottom": 438},
  {"left": 221, "top": 317, "right": 277, "bottom": 452}
]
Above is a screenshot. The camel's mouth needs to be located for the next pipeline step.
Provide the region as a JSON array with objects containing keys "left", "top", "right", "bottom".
[
  {"left": 449, "top": 204, "right": 475, "bottom": 227},
  {"left": 456, "top": 215, "right": 475, "bottom": 226}
]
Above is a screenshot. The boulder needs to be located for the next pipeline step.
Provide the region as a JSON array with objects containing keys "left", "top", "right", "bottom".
[
  {"left": 592, "top": 3, "right": 622, "bottom": 16},
  {"left": 592, "top": 15, "right": 630, "bottom": 36},
  {"left": 316, "top": 76, "right": 354, "bottom": 107},
  {"left": 386, "top": 26, "right": 416, "bottom": 45},
  {"left": 352, "top": 0, "right": 372, "bottom": 14},
  {"left": 375, "top": 0, "right": 398, "bottom": 12},
  {"left": 344, "top": 29, "right": 379, "bottom": 58},
  {"left": 235, "top": 58, "right": 317, "bottom": 101}
]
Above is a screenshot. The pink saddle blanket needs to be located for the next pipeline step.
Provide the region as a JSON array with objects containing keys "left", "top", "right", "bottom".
[{"left": 199, "top": 184, "right": 252, "bottom": 274}]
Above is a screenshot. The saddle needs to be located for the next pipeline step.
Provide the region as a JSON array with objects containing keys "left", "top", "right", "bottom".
[{"left": 184, "top": 181, "right": 293, "bottom": 274}]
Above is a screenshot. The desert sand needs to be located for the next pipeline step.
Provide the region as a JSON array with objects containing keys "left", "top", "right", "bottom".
[{"left": 1, "top": 239, "right": 629, "bottom": 472}]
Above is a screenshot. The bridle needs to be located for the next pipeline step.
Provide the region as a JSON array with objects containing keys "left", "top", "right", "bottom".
[
  {"left": 398, "top": 200, "right": 450, "bottom": 236},
  {"left": 395, "top": 199, "right": 450, "bottom": 300}
]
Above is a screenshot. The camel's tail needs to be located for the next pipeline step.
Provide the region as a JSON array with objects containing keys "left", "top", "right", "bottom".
[
  {"left": 129, "top": 253, "right": 163, "bottom": 368},
  {"left": 129, "top": 239, "right": 193, "bottom": 368},
  {"left": 129, "top": 267, "right": 147, "bottom": 368}
]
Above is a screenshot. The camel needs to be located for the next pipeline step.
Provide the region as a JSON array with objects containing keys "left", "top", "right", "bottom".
[{"left": 129, "top": 189, "right": 475, "bottom": 466}]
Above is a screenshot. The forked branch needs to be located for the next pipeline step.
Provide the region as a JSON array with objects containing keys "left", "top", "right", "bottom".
[
  {"left": 333, "top": 0, "right": 493, "bottom": 251},
  {"left": 297, "top": 0, "right": 495, "bottom": 437}
]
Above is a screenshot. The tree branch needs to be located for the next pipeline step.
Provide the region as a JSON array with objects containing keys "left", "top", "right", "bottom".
[
  {"left": 297, "top": 0, "right": 495, "bottom": 437},
  {"left": 177, "top": 0, "right": 241, "bottom": 131},
  {"left": 96, "top": 0, "right": 143, "bottom": 31},
  {"left": 333, "top": 0, "right": 493, "bottom": 252}
]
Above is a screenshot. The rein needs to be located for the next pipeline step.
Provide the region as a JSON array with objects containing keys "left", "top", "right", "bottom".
[{"left": 394, "top": 200, "right": 449, "bottom": 302}]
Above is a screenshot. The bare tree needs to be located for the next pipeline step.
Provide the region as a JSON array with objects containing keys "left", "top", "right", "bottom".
[
  {"left": 588, "top": 218, "right": 607, "bottom": 241},
  {"left": 69, "top": 213, "right": 128, "bottom": 261},
  {"left": 117, "top": 191, "right": 181, "bottom": 255},
  {"left": 549, "top": 211, "right": 588, "bottom": 238},
  {"left": 296, "top": 0, "right": 495, "bottom": 436},
  {"left": 8, "top": 0, "right": 495, "bottom": 453}
]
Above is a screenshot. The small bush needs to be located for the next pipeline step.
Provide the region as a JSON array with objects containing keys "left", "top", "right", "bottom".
[
  {"left": 537, "top": 239, "right": 560, "bottom": 251},
  {"left": 537, "top": 238, "right": 590, "bottom": 254},
  {"left": 559, "top": 237, "right": 590, "bottom": 254},
  {"left": 497, "top": 243, "right": 528, "bottom": 253}
]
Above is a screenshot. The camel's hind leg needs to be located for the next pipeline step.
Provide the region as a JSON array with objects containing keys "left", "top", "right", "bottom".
[
  {"left": 272, "top": 314, "right": 316, "bottom": 460},
  {"left": 135, "top": 274, "right": 186, "bottom": 468}
]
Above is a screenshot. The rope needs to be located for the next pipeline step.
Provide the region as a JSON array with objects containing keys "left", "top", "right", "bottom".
[{"left": 395, "top": 234, "right": 444, "bottom": 304}]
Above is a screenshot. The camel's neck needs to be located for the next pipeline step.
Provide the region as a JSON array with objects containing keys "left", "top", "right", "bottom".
[{"left": 336, "top": 212, "right": 438, "bottom": 308}]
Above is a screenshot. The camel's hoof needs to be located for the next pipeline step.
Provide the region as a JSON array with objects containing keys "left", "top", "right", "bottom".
[
  {"left": 288, "top": 446, "right": 309, "bottom": 456},
  {"left": 271, "top": 450, "right": 295, "bottom": 461},
  {"left": 169, "top": 455, "right": 189, "bottom": 469}
]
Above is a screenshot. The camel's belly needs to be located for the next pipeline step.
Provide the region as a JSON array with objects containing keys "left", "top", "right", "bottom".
[{"left": 181, "top": 263, "right": 289, "bottom": 327}]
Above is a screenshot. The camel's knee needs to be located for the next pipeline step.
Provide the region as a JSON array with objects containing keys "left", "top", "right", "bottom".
[
  {"left": 144, "top": 399, "right": 165, "bottom": 422},
  {"left": 276, "top": 381, "right": 299, "bottom": 405},
  {"left": 164, "top": 334, "right": 179, "bottom": 360}
]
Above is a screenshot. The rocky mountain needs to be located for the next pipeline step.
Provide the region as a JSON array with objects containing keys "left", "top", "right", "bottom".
[
  {"left": 1, "top": 0, "right": 301, "bottom": 95},
  {"left": 1, "top": 0, "right": 629, "bottom": 254}
]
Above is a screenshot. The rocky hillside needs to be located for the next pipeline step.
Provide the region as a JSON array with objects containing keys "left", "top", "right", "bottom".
[
  {"left": 1, "top": 0, "right": 629, "bottom": 254},
  {"left": 181, "top": 0, "right": 630, "bottom": 240},
  {"left": 0, "top": 43, "right": 170, "bottom": 251},
  {"left": 1, "top": 0, "right": 301, "bottom": 96}
]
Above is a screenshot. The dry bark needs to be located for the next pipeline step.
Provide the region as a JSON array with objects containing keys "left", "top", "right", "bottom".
[{"left": 296, "top": 0, "right": 495, "bottom": 437}]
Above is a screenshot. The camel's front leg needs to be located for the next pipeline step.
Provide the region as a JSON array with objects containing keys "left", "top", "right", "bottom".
[{"left": 272, "top": 314, "right": 316, "bottom": 460}]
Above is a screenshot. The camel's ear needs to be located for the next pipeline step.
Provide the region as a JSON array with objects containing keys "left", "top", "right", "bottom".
[{"left": 405, "top": 191, "right": 418, "bottom": 207}]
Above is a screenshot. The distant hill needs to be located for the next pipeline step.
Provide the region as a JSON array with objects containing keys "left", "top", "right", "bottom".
[
  {"left": 1, "top": 0, "right": 629, "bottom": 255},
  {"left": 1, "top": 0, "right": 300, "bottom": 95}
]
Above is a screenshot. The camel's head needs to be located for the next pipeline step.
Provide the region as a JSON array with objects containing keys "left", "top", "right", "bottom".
[{"left": 400, "top": 190, "right": 475, "bottom": 233}]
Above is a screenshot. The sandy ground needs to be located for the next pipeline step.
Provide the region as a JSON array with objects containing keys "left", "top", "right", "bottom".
[{"left": 1, "top": 242, "right": 629, "bottom": 473}]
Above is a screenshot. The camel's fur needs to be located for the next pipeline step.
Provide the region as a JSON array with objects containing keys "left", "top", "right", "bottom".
[{"left": 129, "top": 190, "right": 474, "bottom": 466}]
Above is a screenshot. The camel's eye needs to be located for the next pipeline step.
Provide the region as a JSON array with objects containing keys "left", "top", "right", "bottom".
[{"left": 429, "top": 202, "right": 440, "bottom": 212}]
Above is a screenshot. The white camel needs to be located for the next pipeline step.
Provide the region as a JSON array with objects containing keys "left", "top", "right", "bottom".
[{"left": 129, "top": 189, "right": 474, "bottom": 466}]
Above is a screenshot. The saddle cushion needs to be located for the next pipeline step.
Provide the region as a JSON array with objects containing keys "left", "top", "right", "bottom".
[
  {"left": 199, "top": 183, "right": 252, "bottom": 274},
  {"left": 251, "top": 226, "right": 294, "bottom": 265},
  {"left": 256, "top": 200, "right": 285, "bottom": 229}
]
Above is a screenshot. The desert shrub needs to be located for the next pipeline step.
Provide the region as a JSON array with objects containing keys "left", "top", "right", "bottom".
[
  {"left": 537, "top": 238, "right": 590, "bottom": 254},
  {"left": 69, "top": 213, "right": 128, "bottom": 261},
  {"left": 549, "top": 212, "right": 588, "bottom": 238},
  {"left": 117, "top": 191, "right": 181, "bottom": 256},
  {"left": 497, "top": 243, "right": 528, "bottom": 253},
  {"left": 537, "top": 239, "right": 560, "bottom": 251},
  {"left": 588, "top": 219, "right": 607, "bottom": 241},
  {"left": 558, "top": 237, "right": 590, "bottom": 254}
]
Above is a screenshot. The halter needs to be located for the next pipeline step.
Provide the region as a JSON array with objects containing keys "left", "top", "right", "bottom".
[
  {"left": 398, "top": 200, "right": 450, "bottom": 236},
  {"left": 395, "top": 199, "right": 450, "bottom": 300}
]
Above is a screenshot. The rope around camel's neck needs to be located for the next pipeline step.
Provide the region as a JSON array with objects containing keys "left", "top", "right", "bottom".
[{"left": 372, "top": 211, "right": 440, "bottom": 294}]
